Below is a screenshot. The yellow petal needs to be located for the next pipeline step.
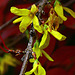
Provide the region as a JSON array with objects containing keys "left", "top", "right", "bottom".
[
  {"left": 54, "top": 2, "right": 67, "bottom": 21},
  {"left": 31, "top": 4, "right": 38, "bottom": 13},
  {"left": 38, "top": 64, "right": 46, "bottom": 75},
  {"left": 58, "top": 16, "right": 63, "bottom": 24},
  {"left": 4, "top": 54, "right": 17, "bottom": 63},
  {"left": 4, "top": 54, "right": 20, "bottom": 65},
  {"left": 0, "top": 60, "right": 4, "bottom": 74},
  {"left": 63, "top": 7, "right": 75, "bottom": 18},
  {"left": 39, "top": 30, "right": 50, "bottom": 50},
  {"left": 33, "top": 59, "right": 39, "bottom": 66},
  {"left": 13, "top": 17, "right": 23, "bottom": 24},
  {"left": 25, "top": 63, "right": 38, "bottom": 75},
  {"left": 42, "top": 50, "right": 54, "bottom": 61},
  {"left": 29, "top": 58, "right": 35, "bottom": 63},
  {"left": 19, "top": 16, "right": 32, "bottom": 33},
  {"left": 10, "top": 7, "right": 29, "bottom": 16},
  {"left": 33, "top": 16, "right": 43, "bottom": 33},
  {"left": 3, "top": 55, "right": 16, "bottom": 67},
  {"left": 0, "top": 66, "right": 4, "bottom": 74},
  {"left": 34, "top": 69, "right": 38, "bottom": 75},
  {"left": 33, "top": 47, "right": 42, "bottom": 59},
  {"left": 48, "top": 29, "right": 66, "bottom": 41}
]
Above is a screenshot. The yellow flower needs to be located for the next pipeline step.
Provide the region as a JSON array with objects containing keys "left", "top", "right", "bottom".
[
  {"left": 46, "top": 8, "right": 62, "bottom": 31},
  {"left": 30, "top": 40, "right": 54, "bottom": 62},
  {"left": 0, "top": 54, "right": 20, "bottom": 74},
  {"left": 25, "top": 59, "right": 46, "bottom": 75},
  {"left": 39, "top": 24, "right": 66, "bottom": 49},
  {"left": 54, "top": 0, "right": 75, "bottom": 21},
  {"left": 39, "top": 27, "right": 50, "bottom": 50},
  {"left": 10, "top": 4, "right": 43, "bottom": 33}
]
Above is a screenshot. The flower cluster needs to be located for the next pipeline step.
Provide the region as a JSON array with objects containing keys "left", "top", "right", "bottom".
[{"left": 10, "top": 0, "right": 75, "bottom": 74}]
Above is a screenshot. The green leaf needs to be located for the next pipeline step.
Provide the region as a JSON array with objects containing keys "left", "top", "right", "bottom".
[{"left": 34, "top": 40, "right": 39, "bottom": 48}]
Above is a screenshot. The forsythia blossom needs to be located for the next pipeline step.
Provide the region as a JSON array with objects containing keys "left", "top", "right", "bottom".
[
  {"left": 0, "top": 54, "right": 20, "bottom": 74},
  {"left": 46, "top": 8, "right": 63, "bottom": 31},
  {"left": 54, "top": 0, "right": 75, "bottom": 21},
  {"left": 31, "top": 40, "right": 54, "bottom": 61},
  {"left": 25, "top": 59, "right": 46, "bottom": 75},
  {"left": 10, "top": 4, "right": 43, "bottom": 33},
  {"left": 40, "top": 24, "right": 66, "bottom": 48}
]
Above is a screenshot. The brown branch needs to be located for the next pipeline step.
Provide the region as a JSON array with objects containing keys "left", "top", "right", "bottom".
[
  {"left": 19, "top": 50, "right": 29, "bottom": 75},
  {"left": 19, "top": 25, "right": 34, "bottom": 75},
  {"left": 7, "top": 33, "right": 26, "bottom": 47},
  {"left": 38, "top": 0, "right": 47, "bottom": 20},
  {"left": 0, "top": 16, "right": 17, "bottom": 30}
]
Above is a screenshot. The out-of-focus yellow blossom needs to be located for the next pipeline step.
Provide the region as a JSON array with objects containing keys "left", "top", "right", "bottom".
[
  {"left": 10, "top": 4, "right": 43, "bottom": 33},
  {"left": 54, "top": 0, "right": 75, "bottom": 21},
  {"left": 25, "top": 59, "right": 46, "bottom": 75},
  {"left": 0, "top": 54, "right": 20, "bottom": 75},
  {"left": 29, "top": 40, "right": 54, "bottom": 63}
]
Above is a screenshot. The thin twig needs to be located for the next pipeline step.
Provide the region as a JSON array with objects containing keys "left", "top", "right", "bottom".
[
  {"left": 0, "top": 16, "right": 17, "bottom": 30},
  {"left": 7, "top": 33, "right": 26, "bottom": 47}
]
